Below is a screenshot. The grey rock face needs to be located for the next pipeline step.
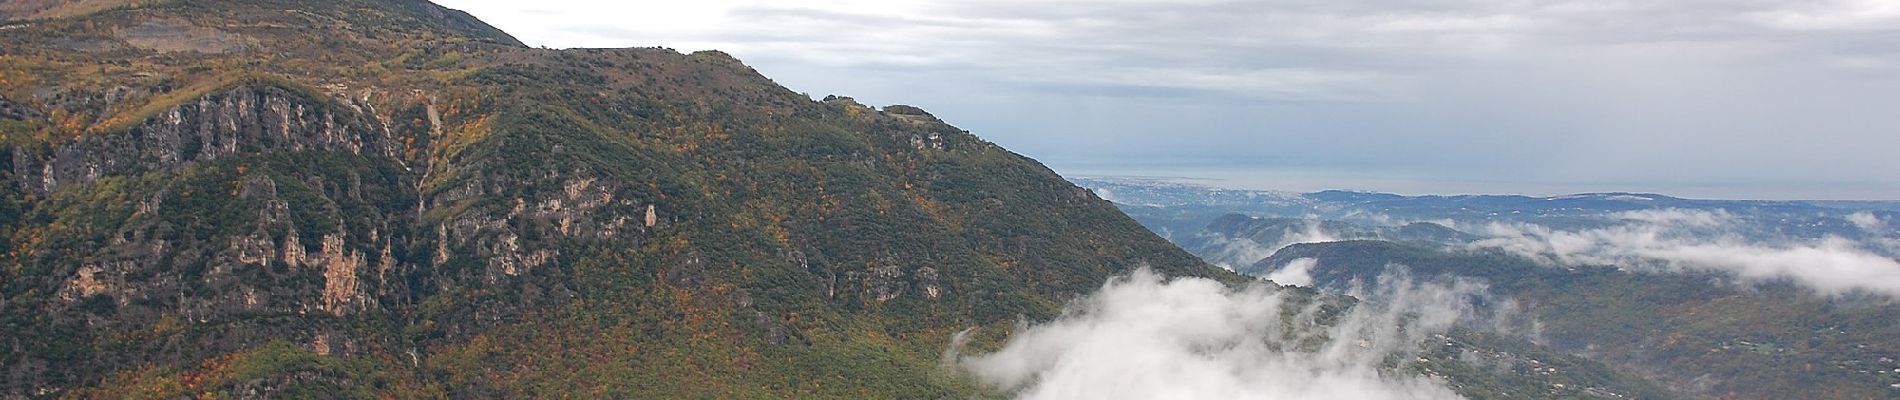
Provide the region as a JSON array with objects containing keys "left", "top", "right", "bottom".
[{"left": 14, "top": 86, "right": 393, "bottom": 193}]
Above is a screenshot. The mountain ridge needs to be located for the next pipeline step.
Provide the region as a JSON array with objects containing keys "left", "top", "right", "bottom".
[{"left": 2, "top": 1, "right": 1231, "bottom": 396}]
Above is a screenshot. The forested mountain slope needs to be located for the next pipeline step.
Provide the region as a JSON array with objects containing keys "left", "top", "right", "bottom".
[{"left": 0, "top": 1, "right": 1220, "bottom": 396}]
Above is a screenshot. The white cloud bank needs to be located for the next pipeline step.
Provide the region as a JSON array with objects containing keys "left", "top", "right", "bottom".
[
  {"left": 957, "top": 269, "right": 1480, "bottom": 400},
  {"left": 1472, "top": 209, "right": 1900, "bottom": 297}
]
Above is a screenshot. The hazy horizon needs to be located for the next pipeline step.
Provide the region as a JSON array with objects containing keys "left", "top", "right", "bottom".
[{"left": 1056, "top": 165, "right": 1900, "bottom": 201}]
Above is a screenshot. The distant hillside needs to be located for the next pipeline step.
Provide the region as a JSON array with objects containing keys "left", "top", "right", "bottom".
[
  {"left": 0, "top": 0, "right": 137, "bottom": 20},
  {"left": 1256, "top": 241, "right": 1900, "bottom": 399},
  {"left": 1194, "top": 213, "right": 1476, "bottom": 273}
]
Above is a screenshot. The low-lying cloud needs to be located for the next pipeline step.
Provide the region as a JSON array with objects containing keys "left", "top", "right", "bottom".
[
  {"left": 1264, "top": 257, "right": 1319, "bottom": 287},
  {"left": 1195, "top": 218, "right": 1340, "bottom": 270},
  {"left": 1472, "top": 209, "right": 1900, "bottom": 297},
  {"left": 1194, "top": 233, "right": 1281, "bottom": 271},
  {"left": 957, "top": 268, "right": 1481, "bottom": 400},
  {"left": 1849, "top": 211, "right": 1887, "bottom": 232}
]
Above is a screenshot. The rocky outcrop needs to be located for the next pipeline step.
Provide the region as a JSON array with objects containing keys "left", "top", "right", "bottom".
[
  {"left": 12, "top": 85, "right": 395, "bottom": 193},
  {"left": 435, "top": 173, "right": 653, "bottom": 281},
  {"left": 310, "top": 233, "right": 369, "bottom": 315},
  {"left": 846, "top": 261, "right": 945, "bottom": 304}
]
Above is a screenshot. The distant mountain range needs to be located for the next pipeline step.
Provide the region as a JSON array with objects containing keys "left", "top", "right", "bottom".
[
  {"left": 1076, "top": 176, "right": 1900, "bottom": 220},
  {"left": 1077, "top": 175, "right": 1900, "bottom": 253}
]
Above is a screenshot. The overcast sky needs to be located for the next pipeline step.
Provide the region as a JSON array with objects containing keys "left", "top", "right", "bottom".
[{"left": 434, "top": 0, "right": 1900, "bottom": 199}]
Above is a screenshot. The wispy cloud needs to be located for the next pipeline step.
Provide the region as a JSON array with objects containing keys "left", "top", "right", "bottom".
[
  {"left": 1746, "top": 0, "right": 1900, "bottom": 31},
  {"left": 1849, "top": 211, "right": 1887, "bottom": 231},
  {"left": 1264, "top": 257, "right": 1319, "bottom": 287},
  {"left": 1195, "top": 217, "right": 1341, "bottom": 270},
  {"left": 1471, "top": 209, "right": 1900, "bottom": 297}
]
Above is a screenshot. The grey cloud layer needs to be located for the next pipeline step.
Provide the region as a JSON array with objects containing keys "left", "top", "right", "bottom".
[
  {"left": 716, "top": 0, "right": 1899, "bottom": 97},
  {"left": 438, "top": 0, "right": 1900, "bottom": 198}
]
